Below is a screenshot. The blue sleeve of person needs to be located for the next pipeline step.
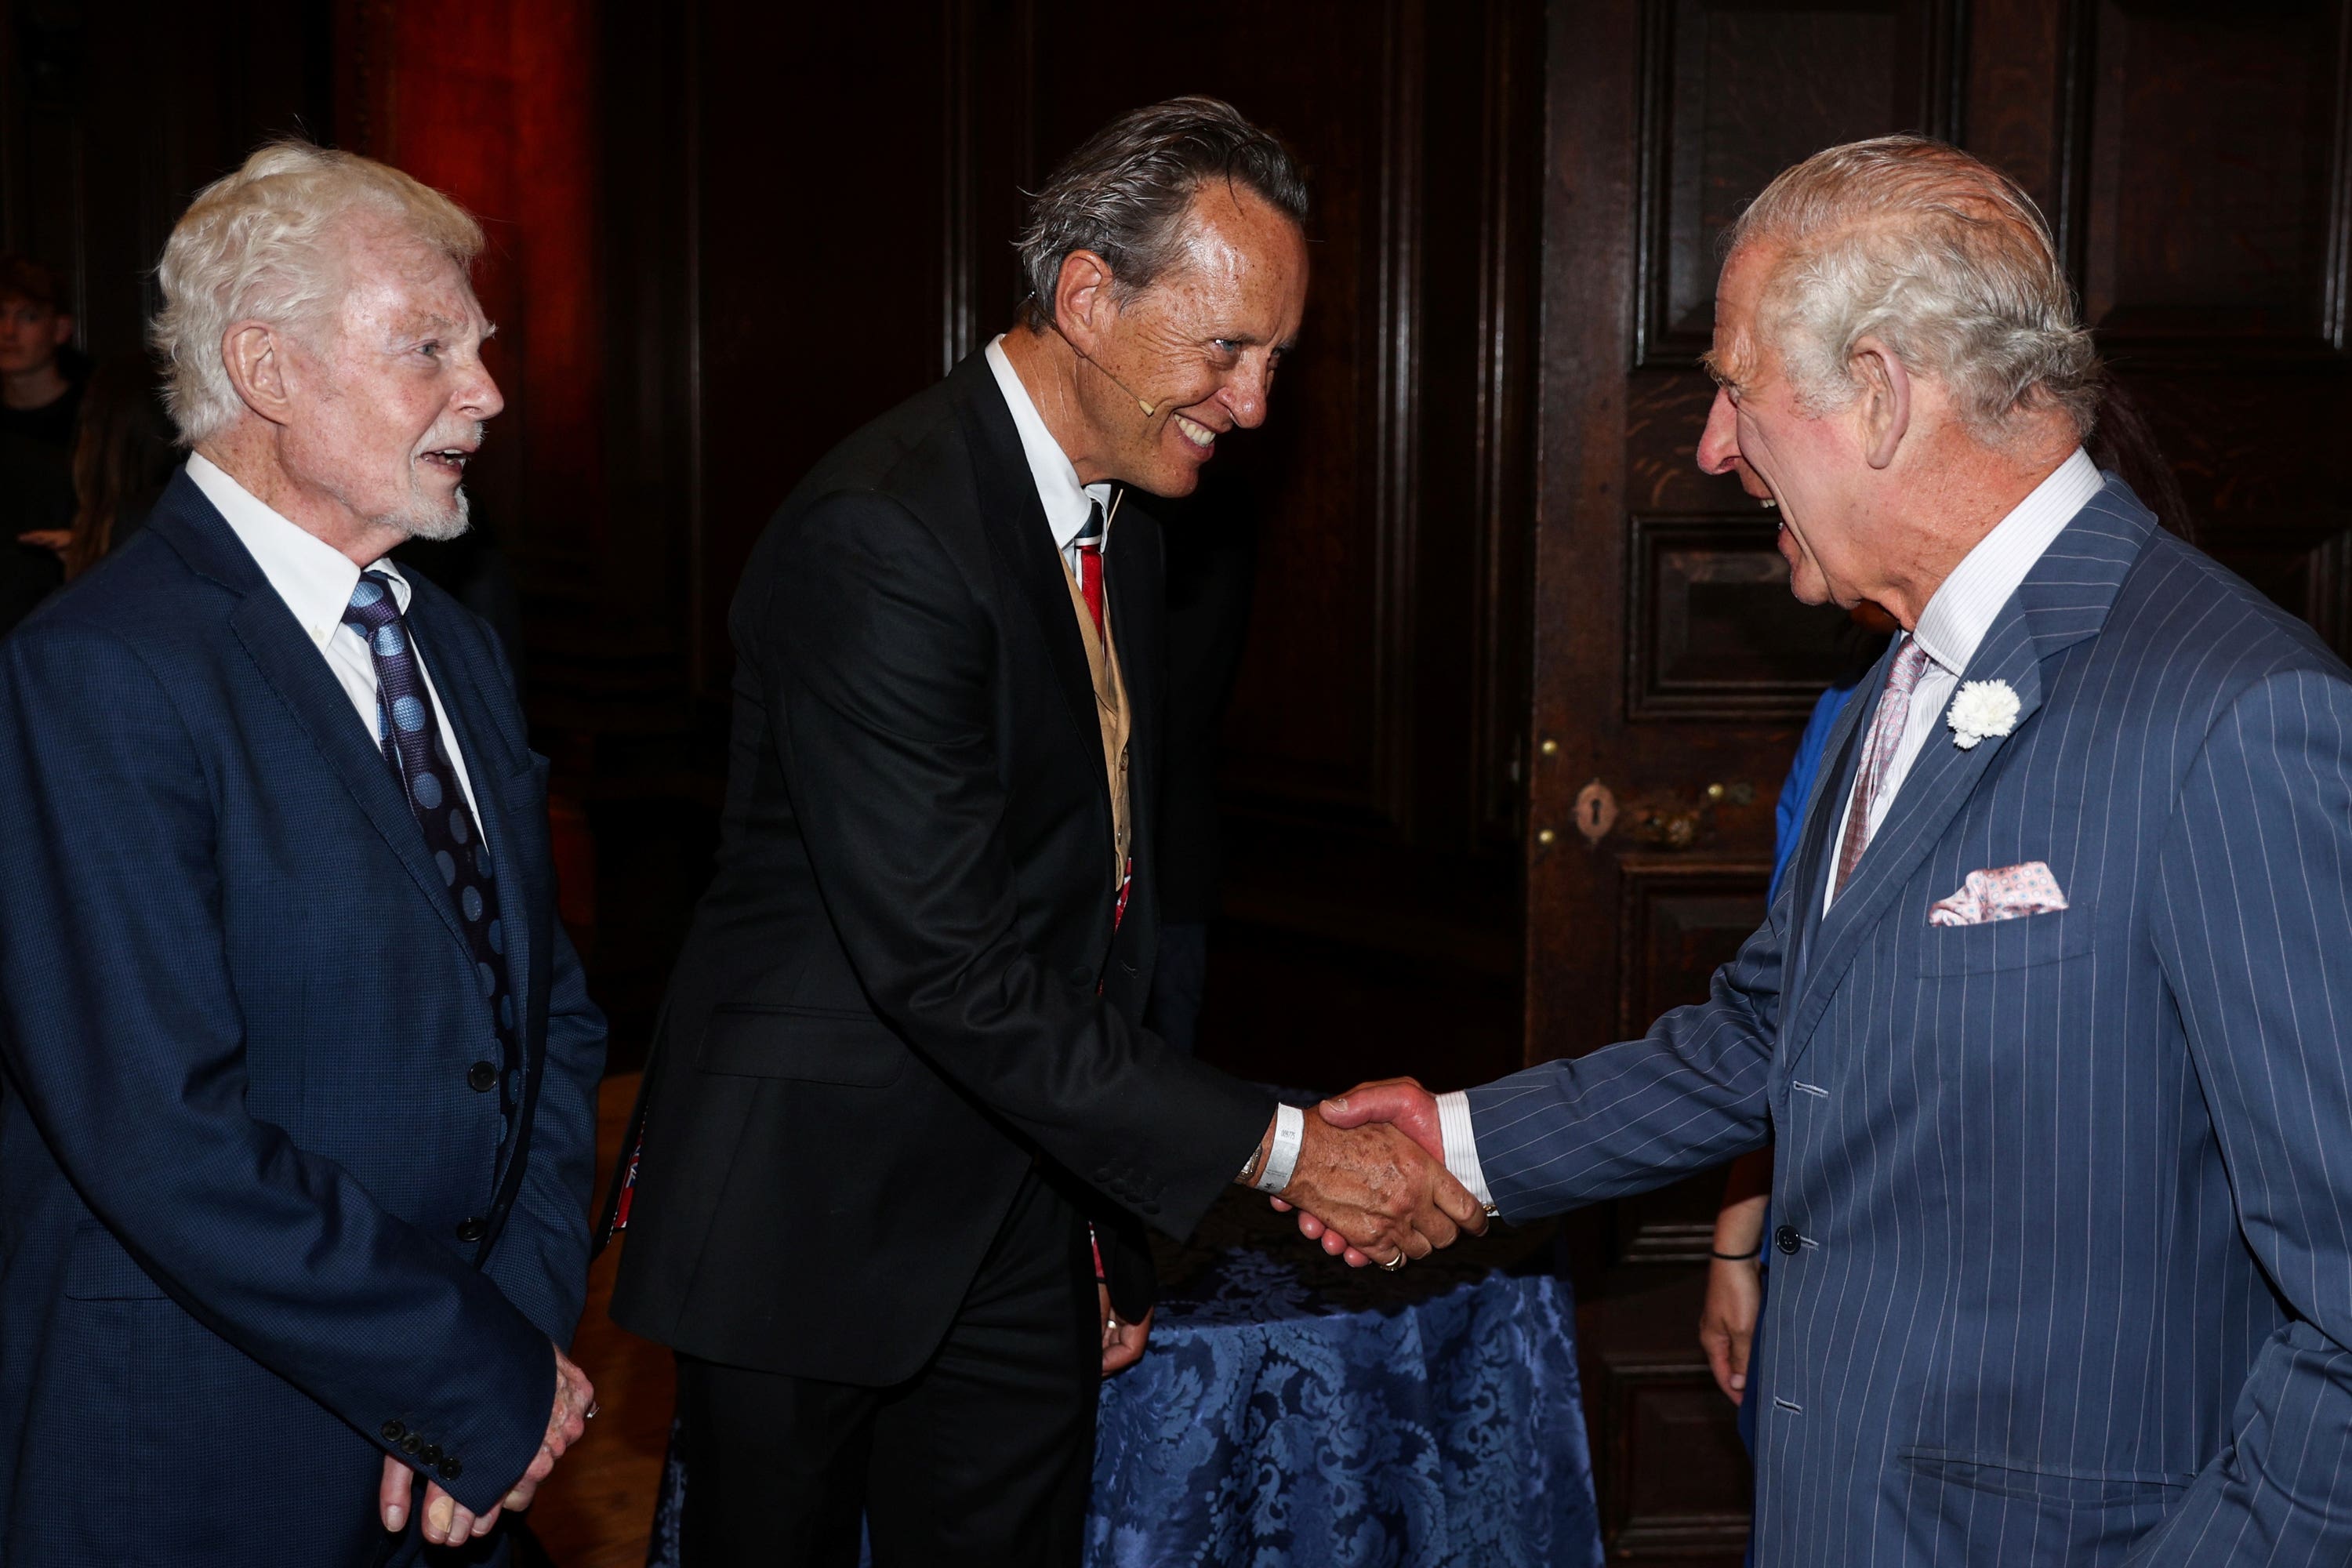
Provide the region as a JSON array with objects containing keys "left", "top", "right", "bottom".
[{"left": 1769, "top": 680, "right": 1864, "bottom": 904}]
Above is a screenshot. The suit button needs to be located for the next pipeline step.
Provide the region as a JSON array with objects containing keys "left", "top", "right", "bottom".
[
  {"left": 439, "top": 1456, "right": 463, "bottom": 1482},
  {"left": 456, "top": 1217, "right": 487, "bottom": 1243},
  {"left": 401, "top": 1433, "right": 422, "bottom": 1456},
  {"left": 1775, "top": 1225, "right": 1802, "bottom": 1256},
  {"left": 468, "top": 1061, "right": 498, "bottom": 1093},
  {"left": 380, "top": 1420, "right": 405, "bottom": 1443},
  {"left": 421, "top": 1443, "right": 443, "bottom": 1467}
]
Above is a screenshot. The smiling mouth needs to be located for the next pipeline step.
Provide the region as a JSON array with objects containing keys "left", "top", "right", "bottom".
[
  {"left": 1173, "top": 414, "right": 1219, "bottom": 454},
  {"left": 419, "top": 447, "right": 476, "bottom": 477}
]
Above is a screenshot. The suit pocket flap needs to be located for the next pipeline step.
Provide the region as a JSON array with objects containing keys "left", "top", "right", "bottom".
[
  {"left": 63, "top": 1221, "right": 170, "bottom": 1301},
  {"left": 1896, "top": 1446, "right": 2194, "bottom": 1504},
  {"left": 1911, "top": 907, "right": 2092, "bottom": 976},
  {"left": 695, "top": 1006, "right": 906, "bottom": 1087}
]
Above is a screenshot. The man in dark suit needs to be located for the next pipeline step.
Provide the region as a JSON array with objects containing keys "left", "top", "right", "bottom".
[
  {"left": 608, "top": 97, "right": 1482, "bottom": 1566},
  {"left": 0, "top": 142, "right": 601, "bottom": 1563},
  {"left": 1316, "top": 136, "right": 2352, "bottom": 1565}
]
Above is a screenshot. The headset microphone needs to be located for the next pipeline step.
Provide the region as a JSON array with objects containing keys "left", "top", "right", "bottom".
[{"left": 1039, "top": 310, "right": 1158, "bottom": 418}]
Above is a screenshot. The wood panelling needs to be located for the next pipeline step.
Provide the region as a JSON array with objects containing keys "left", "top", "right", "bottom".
[
  {"left": 1628, "top": 515, "right": 1855, "bottom": 720},
  {"left": 2068, "top": 0, "right": 2352, "bottom": 355},
  {"left": 0, "top": 0, "right": 1539, "bottom": 1080},
  {"left": 1537, "top": 3, "right": 2352, "bottom": 1559},
  {"left": 1580, "top": 1269, "right": 1755, "bottom": 1567},
  {"left": 1611, "top": 861, "right": 1769, "bottom": 1265},
  {"left": 548, "top": 0, "right": 1542, "bottom": 1073},
  {"left": 1635, "top": 0, "right": 1966, "bottom": 366},
  {"left": 0, "top": 0, "right": 330, "bottom": 361}
]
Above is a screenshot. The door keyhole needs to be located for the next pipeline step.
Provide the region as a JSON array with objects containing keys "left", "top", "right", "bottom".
[{"left": 1573, "top": 780, "right": 1618, "bottom": 844}]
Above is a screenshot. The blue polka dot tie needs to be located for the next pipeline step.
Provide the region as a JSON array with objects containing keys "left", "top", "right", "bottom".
[{"left": 343, "top": 570, "right": 517, "bottom": 1119}]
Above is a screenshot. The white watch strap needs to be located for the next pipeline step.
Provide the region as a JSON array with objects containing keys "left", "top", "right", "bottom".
[{"left": 1253, "top": 1102, "right": 1306, "bottom": 1194}]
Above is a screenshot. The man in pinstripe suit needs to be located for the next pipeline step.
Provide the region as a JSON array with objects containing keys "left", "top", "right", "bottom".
[{"left": 1314, "top": 136, "right": 2352, "bottom": 1564}]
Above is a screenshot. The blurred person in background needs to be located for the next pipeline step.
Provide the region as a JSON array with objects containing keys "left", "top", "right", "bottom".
[
  {"left": 0, "top": 256, "right": 82, "bottom": 637},
  {"left": 25, "top": 354, "right": 180, "bottom": 579}
]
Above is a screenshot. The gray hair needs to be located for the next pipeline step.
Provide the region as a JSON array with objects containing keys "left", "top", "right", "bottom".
[
  {"left": 1726, "top": 135, "right": 2100, "bottom": 445},
  {"left": 1015, "top": 96, "right": 1308, "bottom": 328},
  {"left": 152, "top": 139, "right": 484, "bottom": 446}
]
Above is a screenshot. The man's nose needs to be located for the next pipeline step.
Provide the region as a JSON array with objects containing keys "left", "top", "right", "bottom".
[
  {"left": 457, "top": 360, "right": 506, "bottom": 423},
  {"left": 1696, "top": 387, "right": 1740, "bottom": 475},
  {"left": 1221, "top": 361, "right": 1274, "bottom": 430}
]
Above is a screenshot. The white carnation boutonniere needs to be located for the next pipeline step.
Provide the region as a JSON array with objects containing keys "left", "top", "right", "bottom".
[{"left": 1947, "top": 680, "right": 2020, "bottom": 750}]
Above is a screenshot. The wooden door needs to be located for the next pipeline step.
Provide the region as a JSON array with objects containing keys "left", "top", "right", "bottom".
[{"left": 1526, "top": 2, "right": 2352, "bottom": 1562}]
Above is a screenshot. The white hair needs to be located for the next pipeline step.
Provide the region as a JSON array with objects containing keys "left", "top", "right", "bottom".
[
  {"left": 1725, "top": 136, "right": 2100, "bottom": 445},
  {"left": 151, "top": 140, "right": 484, "bottom": 446}
]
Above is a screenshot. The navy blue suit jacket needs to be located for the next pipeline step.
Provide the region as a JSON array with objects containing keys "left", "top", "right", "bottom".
[
  {"left": 0, "top": 471, "right": 604, "bottom": 1563},
  {"left": 1472, "top": 481, "right": 2352, "bottom": 1565}
]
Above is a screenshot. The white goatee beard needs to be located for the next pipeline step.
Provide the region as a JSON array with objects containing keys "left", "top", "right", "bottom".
[{"left": 390, "top": 484, "right": 473, "bottom": 543}]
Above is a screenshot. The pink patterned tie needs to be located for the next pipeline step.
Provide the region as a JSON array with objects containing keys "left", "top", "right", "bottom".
[{"left": 1833, "top": 636, "right": 1933, "bottom": 901}]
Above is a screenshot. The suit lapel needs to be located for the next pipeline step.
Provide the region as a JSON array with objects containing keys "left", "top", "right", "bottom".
[
  {"left": 190, "top": 569, "right": 479, "bottom": 967},
  {"left": 1778, "top": 481, "right": 2154, "bottom": 1075},
  {"left": 950, "top": 354, "right": 1102, "bottom": 782},
  {"left": 1106, "top": 489, "right": 1155, "bottom": 858},
  {"left": 147, "top": 474, "right": 496, "bottom": 971},
  {"left": 1776, "top": 651, "right": 1882, "bottom": 1019}
]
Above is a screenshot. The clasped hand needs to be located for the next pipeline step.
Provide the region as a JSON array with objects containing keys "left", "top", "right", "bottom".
[
  {"left": 379, "top": 1342, "right": 595, "bottom": 1546},
  {"left": 1267, "top": 1079, "right": 1484, "bottom": 1267}
]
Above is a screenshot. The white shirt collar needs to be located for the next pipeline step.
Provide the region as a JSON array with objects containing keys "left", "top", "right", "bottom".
[
  {"left": 185, "top": 452, "right": 409, "bottom": 648},
  {"left": 1909, "top": 447, "right": 2103, "bottom": 677},
  {"left": 983, "top": 333, "right": 1114, "bottom": 551}
]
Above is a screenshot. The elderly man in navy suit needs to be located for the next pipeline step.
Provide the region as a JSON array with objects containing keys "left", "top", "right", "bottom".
[
  {"left": 0, "top": 142, "right": 601, "bottom": 1563},
  {"left": 1309, "top": 136, "right": 2352, "bottom": 1565}
]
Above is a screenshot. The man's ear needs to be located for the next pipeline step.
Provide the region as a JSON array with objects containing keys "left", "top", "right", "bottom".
[
  {"left": 1850, "top": 337, "right": 1911, "bottom": 470},
  {"left": 1052, "top": 249, "right": 1117, "bottom": 352},
  {"left": 220, "top": 321, "right": 297, "bottom": 427},
  {"left": 47, "top": 314, "right": 73, "bottom": 350}
]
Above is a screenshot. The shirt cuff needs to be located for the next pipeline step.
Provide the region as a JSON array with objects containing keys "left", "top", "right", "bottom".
[{"left": 1434, "top": 1091, "right": 1496, "bottom": 1213}]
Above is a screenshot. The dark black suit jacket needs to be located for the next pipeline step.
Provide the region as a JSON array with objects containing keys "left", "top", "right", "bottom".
[{"left": 609, "top": 351, "right": 1276, "bottom": 1384}]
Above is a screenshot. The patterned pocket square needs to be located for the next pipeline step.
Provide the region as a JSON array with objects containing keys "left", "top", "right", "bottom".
[{"left": 1928, "top": 862, "right": 2068, "bottom": 927}]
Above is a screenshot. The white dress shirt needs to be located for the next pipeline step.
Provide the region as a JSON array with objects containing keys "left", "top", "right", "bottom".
[
  {"left": 1433, "top": 447, "right": 2107, "bottom": 1210},
  {"left": 985, "top": 334, "right": 1116, "bottom": 574},
  {"left": 1817, "top": 446, "right": 2101, "bottom": 913},
  {"left": 186, "top": 453, "right": 485, "bottom": 826}
]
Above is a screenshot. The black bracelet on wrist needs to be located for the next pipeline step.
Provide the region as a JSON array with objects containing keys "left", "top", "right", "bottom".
[{"left": 1709, "top": 1245, "right": 1763, "bottom": 1261}]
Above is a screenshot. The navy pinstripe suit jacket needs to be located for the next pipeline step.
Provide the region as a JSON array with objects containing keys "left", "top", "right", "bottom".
[{"left": 1472, "top": 479, "right": 2352, "bottom": 1566}]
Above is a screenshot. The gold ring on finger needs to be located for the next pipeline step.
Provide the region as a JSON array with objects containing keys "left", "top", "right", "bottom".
[{"left": 1379, "top": 1251, "right": 1406, "bottom": 1272}]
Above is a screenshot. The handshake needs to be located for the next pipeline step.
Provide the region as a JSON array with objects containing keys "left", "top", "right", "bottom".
[{"left": 1242, "top": 1078, "right": 1490, "bottom": 1270}]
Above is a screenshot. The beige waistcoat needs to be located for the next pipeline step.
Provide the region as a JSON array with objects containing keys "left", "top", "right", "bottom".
[{"left": 1059, "top": 509, "right": 1131, "bottom": 888}]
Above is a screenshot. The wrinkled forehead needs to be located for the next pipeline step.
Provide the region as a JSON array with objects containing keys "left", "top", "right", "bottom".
[
  {"left": 1707, "top": 241, "right": 1784, "bottom": 373},
  {"left": 324, "top": 216, "right": 488, "bottom": 339},
  {"left": 1152, "top": 187, "right": 1308, "bottom": 328}
]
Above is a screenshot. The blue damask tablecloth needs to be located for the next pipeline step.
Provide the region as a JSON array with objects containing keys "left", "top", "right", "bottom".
[
  {"left": 647, "top": 1187, "right": 1601, "bottom": 1568},
  {"left": 1084, "top": 1188, "right": 1602, "bottom": 1568}
]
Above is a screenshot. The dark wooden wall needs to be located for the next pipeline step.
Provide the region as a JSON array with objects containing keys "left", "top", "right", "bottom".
[
  {"left": 0, "top": 0, "right": 330, "bottom": 353},
  {"left": 573, "top": 0, "right": 1544, "bottom": 1087},
  {"left": 0, "top": 0, "right": 1543, "bottom": 1087}
]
